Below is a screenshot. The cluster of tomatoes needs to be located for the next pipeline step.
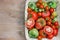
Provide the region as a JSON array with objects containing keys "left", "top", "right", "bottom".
[{"left": 25, "top": 0, "right": 59, "bottom": 40}]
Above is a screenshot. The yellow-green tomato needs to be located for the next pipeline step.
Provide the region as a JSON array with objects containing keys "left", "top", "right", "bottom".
[
  {"left": 52, "top": 12, "right": 58, "bottom": 17},
  {"left": 29, "top": 28, "right": 39, "bottom": 38},
  {"left": 42, "top": 2, "right": 47, "bottom": 7}
]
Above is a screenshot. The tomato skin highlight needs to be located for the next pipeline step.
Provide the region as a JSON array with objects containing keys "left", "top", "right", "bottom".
[
  {"left": 41, "top": 11, "right": 50, "bottom": 18},
  {"left": 25, "top": 18, "right": 35, "bottom": 30}
]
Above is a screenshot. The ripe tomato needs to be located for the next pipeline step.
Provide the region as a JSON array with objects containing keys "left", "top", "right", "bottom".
[
  {"left": 51, "top": 15, "right": 54, "bottom": 19},
  {"left": 47, "top": 21, "right": 51, "bottom": 26},
  {"left": 39, "top": 30, "right": 46, "bottom": 38},
  {"left": 45, "top": 6, "right": 49, "bottom": 11},
  {"left": 53, "top": 29, "right": 58, "bottom": 36},
  {"left": 27, "top": 8, "right": 32, "bottom": 14},
  {"left": 49, "top": 8, "right": 54, "bottom": 13},
  {"left": 39, "top": 4, "right": 44, "bottom": 9},
  {"left": 38, "top": 12, "right": 42, "bottom": 17},
  {"left": 28, "top": 11, "right": 38, "bottom": 20},
  {"left": 35, "top": 18, "right": 46, "bottom": 29},
  {"left": 47, "top": 34, "right": 54, "bottom": 39},
  {"left": 38, "top": 36, "right": 42, "bottom": 40},
  {"left": 36, "top": 2, "right": 40, "bottom": 7},
  {"left": 25, "top": 18, "right": 35, "bottom": 30},
  {"left": 51, "top": 25, "right": 56, "bottom": 29},
  {"left": 41, "top": 11, "right": 50, "bottom": 18},
  {"left": 54, "top": 21, "right": 59, "bottom": 26},
  {"left": 44, "top": 26, "right": 53, "bottom": 35},
  {"left": 38, "top": 0, "right": 42, "bottom": 3}
]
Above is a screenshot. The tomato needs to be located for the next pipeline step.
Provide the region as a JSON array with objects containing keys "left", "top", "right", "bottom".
[
  {"left": 41, "top": 11, "right": 50, "bottom": 18},
  {"left": 44, "top": 26, "right": 53, "bottom": 35},
  {"left": 38, "top": 36, "right": 42, "bottom": 40},
  {"left": 39, "top": 30, "right": 46, "bottom": 38},
  {"left": 47, "top": 34, "right": 54, "bottom": 39},
  {"left": 39, "top": 4, "right": 44, "bottom": 9},
  {"left": 45, "top": 6, "right": 49, "bottom": 11},
  {"left": 51, "top": 25, "right": 56, "bottom": 29},
  {"left": 35, "top": 18, "right": 46, "bottom": 29},
  {"left": 45, "top": 17, "right": 51, "bottom": 21},
  {"left": 27, "top": 8, "right": 32, "bottom": 14},
  {"left": 28, "top": 11, "right": 38, "bottom": 20},
  {"left": 54, "top": 21, "right": 59, "bottom": 26},
  {"left": 49, "top": 8, "right": 54, "bottom": 13},
  {"left": 53, "top": 29, "right": 58, "bottom": 36},
  {"left": 36, "top": 2, "right": 40, "bottom": 7},
  {"left": 25, "top": 18, "right": 35, "bottom": 30},
  {"left": 38, "top": 0, "right": 42, "bottom": 3},
  {"left": 47, "top": 21, "right": 51, "bottom": 26},
  {"left": 38, "top": 12, "right": 42, "bottom": 17},
  {"left": 51, "top": 15, "right": 54, "bottom": 19}
]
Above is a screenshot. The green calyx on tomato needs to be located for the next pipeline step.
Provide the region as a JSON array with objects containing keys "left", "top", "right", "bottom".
[
  {"left": 29, "top": 28, "right": 39, "bottom": 38},
  {"left": 48, "top": 1, "right": 57, "bottom": 8},
  {"left": 35, "top": 18, "right": 46, "bottom": 29},
  {"left": 42, "top": 2, "right": 48, "bottom": 7}
]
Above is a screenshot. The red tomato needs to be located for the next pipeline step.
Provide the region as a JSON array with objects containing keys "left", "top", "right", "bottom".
[
  {"left": 38, "top": 36, "right": 42, "bottom": 40},
  {"left": 39, "top": 4, "right": 44, "bottom": 9},
  {"left": 27, "top": 8, "right": 32, "bottom": 14},
  {"left": 47, "top": 21, "right": 51, "bottom": 26},
  {"left": 49, "top": 8, "right": 54, "bottom": 13},
  {"left": 35, "top": 18, "right": 46, "bottom": 29},
  {"left": 28, "top": 11, "right": 38, "bottom": 20},
  {"left": 38, "top": 12, "right": 42, "bottom": 17},
  {"left": 45, "top": 17, "right": 51, "bottom": 21},
  {"left": 36, "top": 2, "right": 40, "bottom": 7},
  {"left": 51, "top": 15, "right": 54, "bottom": 19},
  {"left": 44, "top": 26, "right": 53, "bottom": 35},
  {"left": 38, "top": 0, "right": 42, "bottom": 3},
  {"left": 35, "top": 22, "right": 42, "bottom": 29},
  {"left": 39, "top": 30, "right": 46, "bottom": 38},
  {"left": 53, "top": 29, "right": 58, "bottom": 36},
  {"left": 47, "top": 34, "right": 54, "bottom": 39},
  {"left": 51, "top": 25, "right": 56, "bottom": 29},
  {"left": 25, "top": 18, "right": 35, "bottom": 30},
  {"left": 41, "top": 11, "right": 50, "bottom": 18},
  {"left": 45, "top": 6, "right": 49, "bottom": 11},
  {"left": 54, "top": 21, "right": 59, "bottom": 26}
]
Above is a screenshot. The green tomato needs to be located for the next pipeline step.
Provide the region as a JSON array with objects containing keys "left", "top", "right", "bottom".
[
  {"left": 52, "top": 12, "right": 58, "bottom": 17},
  {"left": 28, "top": 2, "right": 36, "bottom": 9},
  {"left": 52, "top": 17, "right": 57, "bottom": 23},
  {"left": 29, "top": 28, "right": 39, "bottom": 38},
  {"left": 48, "top": 1, "right": 57, "bottom": 8}
]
